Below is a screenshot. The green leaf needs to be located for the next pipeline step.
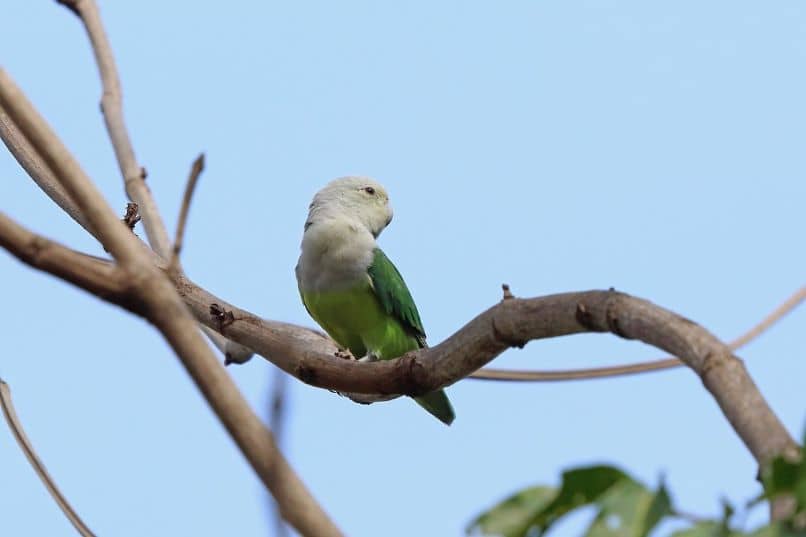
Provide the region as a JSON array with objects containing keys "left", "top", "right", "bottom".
[
  {"left": 469, "top": 466, "right": 674, "bottom": 537},
  {"left": 760, "top": 432, "right": 806, "bottom": 521},
  {"left": 530, "top": 466, "right": 630, "bottom": 533},
  {"left": 670, "top": 521, "right": 731, "bottom": 537},
  {"left": 746, "top": 521, "right": 806, "bottom": 537},
  {"left": 763, "top": 458, "right": 800, "bottom": 497},
  {"left": 585, "top": 478, "right": 672, "bottom": 537},
  {"left": 467, "top": 486, "right": 557, "bottom": 537},
  {"left": 669, "top": 521, "right": 771, "bottom": 537}
]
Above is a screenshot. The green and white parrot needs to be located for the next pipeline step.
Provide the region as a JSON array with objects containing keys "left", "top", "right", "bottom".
[{"left": 295, "top": 177, "right": 455, "bottom": 425}]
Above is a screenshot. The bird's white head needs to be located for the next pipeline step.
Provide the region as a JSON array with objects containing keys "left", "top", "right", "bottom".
[{"left": 306, "top": 176, "right": 393, "bottom": 238}]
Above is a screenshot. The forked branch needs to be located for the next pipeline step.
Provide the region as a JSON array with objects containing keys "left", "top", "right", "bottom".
[{"left": 0, "top": 69, "right": 342, "bottom": 537}]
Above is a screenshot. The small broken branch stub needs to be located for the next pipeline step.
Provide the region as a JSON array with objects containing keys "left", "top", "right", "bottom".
[
  {"left": 210, "top": 303, "right": 235, "bottom": 331},
  {"left": 121, "top": 202, "right": 140, "bottom": 231},
  {"left": 501, "top": 283, "right": 515, "bottom": 300}
]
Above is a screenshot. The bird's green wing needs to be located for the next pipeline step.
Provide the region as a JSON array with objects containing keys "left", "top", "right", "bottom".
[
  {"left": 368, "top": 248, "right": 455, "bottom": 425},
  {"left": 367, "top": 248, "right": 426, "bottom": 346}
]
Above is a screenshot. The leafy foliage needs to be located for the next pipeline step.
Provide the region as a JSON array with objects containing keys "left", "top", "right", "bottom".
[
  {"left": 467, "top": 465, "right": 672, "bottom": 537},
  {"left": 469, "top": 486, "right": 557, "bottom": 537},
  {"left": 760, "top": 429, "right": 806, "bottom": 523},
  {"left": 468, "top": 433, "right": 806, "bottom": 537}
]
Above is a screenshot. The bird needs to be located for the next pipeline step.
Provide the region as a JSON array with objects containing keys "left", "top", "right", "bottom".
[{"left": 295, "top": 176, "right": 455, "bottom": 425}]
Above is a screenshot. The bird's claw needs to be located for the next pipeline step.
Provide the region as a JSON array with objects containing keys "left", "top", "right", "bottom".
[{"left": 334, "top": 349, "right": 356, "bottom": 361}]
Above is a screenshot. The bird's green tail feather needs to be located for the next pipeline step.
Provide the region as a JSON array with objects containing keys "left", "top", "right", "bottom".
[{"left": 414, "top": 389, "right": 455, "bottom": 426}]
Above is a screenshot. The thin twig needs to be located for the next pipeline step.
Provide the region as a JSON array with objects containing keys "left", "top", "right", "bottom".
[
  {"left": 469, "top": 286, "right": 806, "bottom": 382},
  {"left": 168, "top": 156, "right": 258, "bottom": 365},
  {"left": 0, "top": 379, "right": 96, "bottom": 537},
  {"left": 169, "top": 153, "right": 204, "bottom": 274},
  {"left": 57, "top": 0, "right": 173, "bottom": 258}
]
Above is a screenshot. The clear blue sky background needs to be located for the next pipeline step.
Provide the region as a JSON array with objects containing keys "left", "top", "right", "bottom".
[{"left": 1, "top": 2, "right": 804, "bottom": 536}]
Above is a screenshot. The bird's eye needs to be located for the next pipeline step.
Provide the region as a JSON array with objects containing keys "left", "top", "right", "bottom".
[{"left": 363, "top": 186, "right": 376, "bottom": 195}]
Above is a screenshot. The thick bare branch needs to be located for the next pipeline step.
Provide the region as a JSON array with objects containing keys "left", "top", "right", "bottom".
[
  {"left": 184, "top": 282, "right": 799, "bottom": 469},
  {"left": 470, "top": 287, "right": 806, "bottom": 382},
  {"left": 57, "top": 0, "right": 172, "bottom": 258},
  {"left": 0, "top": 70, "right": 142, "bottom": 264},
  {"left": 0, "top": 212, "right": 131, "bottom": 308},
  {"left": 0, "top": 70, "right": 342, "bottom": 537},
  {"left": 1, "top": 68, "right": 255, "bottom": 368},
  {"left": 1, "top": 379, "right": 96, "bottom": 537}
]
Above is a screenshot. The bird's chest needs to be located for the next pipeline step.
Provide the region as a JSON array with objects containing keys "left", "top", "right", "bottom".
[{"left": 297, "top": 229, "right": 374, "bottom": 292}]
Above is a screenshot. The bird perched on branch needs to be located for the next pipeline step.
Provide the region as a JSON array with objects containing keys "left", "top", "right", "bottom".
[{"left": 295, "top": 177, "right": 455, "bottom": 425}]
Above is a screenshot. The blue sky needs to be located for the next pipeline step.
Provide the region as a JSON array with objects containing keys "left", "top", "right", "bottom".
[{"left": 1, "top": 2, "right": 804, "bottom": 536}]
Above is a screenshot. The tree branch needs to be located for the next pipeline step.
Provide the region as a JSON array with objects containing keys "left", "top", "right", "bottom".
[
  {"left": 0, "top": 379, "right": 96, "bottom": 537},
  {"left": 57, "top": 0, "right": 173, "bottom": 258},
  {"left": 178, "top": 278, "right": 800, "bottom": 473},
  {"left": 0, "top": 212, "right": 134, "bottom": 310},
  {"left": 0, "top": 70, "right": 342, "bottom": 537},
  {"left": 0, "top": 106, "right": 95, "bottom": 238},
  {"left": 2, "top": 208, "right": 796, "bottom": 477},
  {"left": 469, "top": 286, "right": 806, "bottom": 382},
  {"left": 170, "top": 153, "right": 204, "bottom": 273}
]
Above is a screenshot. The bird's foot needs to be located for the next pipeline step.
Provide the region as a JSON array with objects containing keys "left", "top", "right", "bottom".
[
  {"left": 358, "top": 353, "right": 379, "bottom": 363},
  {"left": 334, "top": 348, "right": 356, "bottom": 361}
]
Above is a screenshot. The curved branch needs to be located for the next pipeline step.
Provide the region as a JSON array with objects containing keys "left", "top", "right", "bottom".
[
  {"left": 179, "top": 278, "right": 799, "bottom": 467},
  {"left": 470, "top": 287, "right": 806, "bottom": 382},
  {"left": 0, "top": 380, "right": 96, "bottom": 537},
  {"left": 1, "top": 201, "right": 797, "bottom": 469}
]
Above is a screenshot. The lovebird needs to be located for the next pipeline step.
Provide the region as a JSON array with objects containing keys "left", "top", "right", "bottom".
[{"left": 295, "top": 177, "right": 456, "bottom": 425}]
